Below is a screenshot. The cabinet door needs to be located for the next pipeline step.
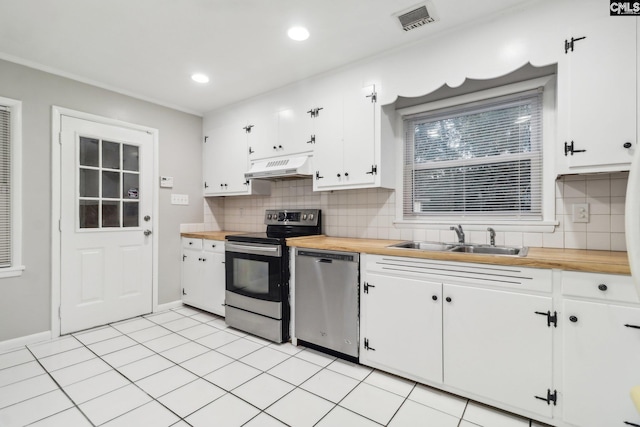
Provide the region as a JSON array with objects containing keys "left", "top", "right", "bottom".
[
  {"left": 277, "top": 103, "right": 308, "bottom": 157},
  {"left": 312, "top": 92, "right": 344, "bottom": 190},
  {"left": 562, "top": 299, "right": 640, "bottom": 427},
  {"left": 202, "top": 251, "right": 226, "bottom": 316},
  {"left": 182, "top": 247, "right": 204, "bottom": 308},
  {"left": 247, "top": 112, "right": 278, "bottom": 161},
  {"left": 443, "top": 284, "right": 553, "bottom": 417},
  {"left": 204, "top": 121, "right": 249, "bottom": 195},
  {"left": 341, "top": 83, "right": 376, "bottom": 186},
  {"left": 558, "top": 17, "right": 636, "bottom": 171},
  {"left": 360, "top": 272, "right": 443, "bottom": 383}
]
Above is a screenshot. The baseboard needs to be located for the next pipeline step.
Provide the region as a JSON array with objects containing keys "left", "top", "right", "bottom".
[
  {"left": 155, "top": 300, "right": 184, "bottom": 313},
  {"left": 0, "top": 330, "right": 52, "bottom": 353}
]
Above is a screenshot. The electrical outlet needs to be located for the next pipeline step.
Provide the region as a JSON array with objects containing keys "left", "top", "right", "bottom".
[
  {"left": 572, "top": 203, "right": 589, "bottom": 223},
  {"left": 171, "top": 194, "right": 189, "bottom": 205}
]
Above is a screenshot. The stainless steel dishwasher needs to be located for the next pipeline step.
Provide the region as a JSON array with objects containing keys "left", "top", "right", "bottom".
[{"left": 294, "top": 248, "right": 359, "bottom": 360}]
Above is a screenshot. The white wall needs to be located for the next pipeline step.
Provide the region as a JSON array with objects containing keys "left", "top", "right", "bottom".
[
  {"left": 0, "top": 59, "right": 203, "bottom": 342},
  {"left": 198, "top": 0, "right": 628, "bottom": 251}
]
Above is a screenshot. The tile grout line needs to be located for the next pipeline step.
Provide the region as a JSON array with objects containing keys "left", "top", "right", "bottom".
[{"left": 23, "top": 345, "right": 96, "bottom": 427}]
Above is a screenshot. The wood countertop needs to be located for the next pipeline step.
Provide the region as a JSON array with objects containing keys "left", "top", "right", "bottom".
[
  {"left": 286, "top": 236, "right": 631, "bottom": 275},
  {"left": 180, "top": 231, "right": 246, "bottom": 240}
]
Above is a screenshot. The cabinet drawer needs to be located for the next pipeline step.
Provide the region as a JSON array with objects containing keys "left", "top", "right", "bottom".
[
  {"left": 182, "top": 238, "right": 202, "bottom": 250},
  {"left": 203, "top": 239, "right": 224, "bottom": 253},
  {"left": 562, "top": 271, "right": 638, "bottom": 304}
]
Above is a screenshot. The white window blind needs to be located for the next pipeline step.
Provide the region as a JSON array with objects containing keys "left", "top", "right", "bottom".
[
  {"left": 0, "top": 106, "right": 10, "bottom": 267},
  {"left": 403, "top": 89, "right": 543, "bottom": 220}
]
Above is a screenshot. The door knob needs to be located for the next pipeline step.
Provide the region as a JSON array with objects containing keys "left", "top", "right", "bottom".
[
  {"left": 144, "top": 229, "right": 152, "bottom": 236},
  {"left": 144, "top": 215, "right": 151, "bottom": 221}
]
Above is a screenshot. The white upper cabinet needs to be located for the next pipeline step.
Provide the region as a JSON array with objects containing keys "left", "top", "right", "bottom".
[
  {"left": 246, "top": 110, "right": 278, "bottom": 161},
  {"left": 313, "top": 82, "right": 382, "bottom": 191},
  {"left": 247, "top": 101, "right": 313, "bottom": 161},
  {"left": 203, "top": 120, "right": 270, "bottom": 197},
  {"left": 556, "top": 16, "right": 636, "bottom": 174}
]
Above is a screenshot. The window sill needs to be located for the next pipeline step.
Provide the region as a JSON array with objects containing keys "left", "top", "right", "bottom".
[
  {"left": 0, "top": 265, "right": 25, "bottom": 278},
  {"left": 394, "top": 219, "right": 558, "bottom": 233}
]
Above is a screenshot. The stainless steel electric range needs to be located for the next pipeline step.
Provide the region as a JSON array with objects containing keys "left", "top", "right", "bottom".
[{"left": 224, "top": 209, "right": 321, "bottom": 343}]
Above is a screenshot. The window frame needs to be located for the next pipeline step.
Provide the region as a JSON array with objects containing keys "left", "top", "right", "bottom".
[
  {"left": 0, "top": 96, "right": 23, "bottom": 278},
  {"left": 394, "top": 76, "right": 557, "bottom": 232}
]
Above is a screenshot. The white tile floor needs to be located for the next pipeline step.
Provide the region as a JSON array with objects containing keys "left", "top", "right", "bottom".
[{"left": 0, "top": 306, "right": 553, "bottom": 426}]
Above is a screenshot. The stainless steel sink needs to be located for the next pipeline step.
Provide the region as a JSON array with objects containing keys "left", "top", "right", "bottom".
[
  {"left": 449, "top": 245, "right": 528, "bottom": 256},
  {"left": 387, "top": 241, "right": 528, "bottom": 257},
  {"left": 388, "top": 241, "right": 457, "bottom": 251}
]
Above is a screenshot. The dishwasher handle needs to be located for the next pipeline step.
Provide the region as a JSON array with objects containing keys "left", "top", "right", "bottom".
[{"left": 297, "top": 249, "right": 358, "bottom": 263}]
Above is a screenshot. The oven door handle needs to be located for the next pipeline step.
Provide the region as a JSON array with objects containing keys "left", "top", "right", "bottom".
[{"left": 226, "top": 242, "right": 282, "bottom": 257}]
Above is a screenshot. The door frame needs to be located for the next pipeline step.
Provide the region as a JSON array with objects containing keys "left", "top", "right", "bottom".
[{"left": 51, "top": 106, "right": 159, "bottom": 338}]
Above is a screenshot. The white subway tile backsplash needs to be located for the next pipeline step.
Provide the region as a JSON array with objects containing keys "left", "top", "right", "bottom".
[
  {"left": 586, "top": 232, "right": 611, "bottom": 251},
  {"left": 611, "top": 233, "right": 627, "bottom": 251},
  {"left": 586, "top": 215, "right": 611, "bottom": 233},
  {"left": 611, "top": 215, "right": 625, "bottom": 233},
  {"left": 563, "top": 180, "right": 587, "bottom": 198},
  {"left": 565, "top": 232, "right": 587, "bottom": 249},
  {"left": 198, "top": 173, "right": 627, "bottom": 251},
  {"left": 586, "top": 179, "right": 610, "bottom": 197},
  {"left": 523, "top": 233, "right": 543, "bottom": 248}
]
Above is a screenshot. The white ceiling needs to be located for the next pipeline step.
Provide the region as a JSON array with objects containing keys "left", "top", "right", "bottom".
[{"left": 0, "top": 0, "right": 537, "bottom": 116}]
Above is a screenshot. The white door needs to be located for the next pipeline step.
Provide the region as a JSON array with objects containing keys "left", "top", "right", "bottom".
[{"left": 60, "top": 115, "right": 154, "bottom": 334}]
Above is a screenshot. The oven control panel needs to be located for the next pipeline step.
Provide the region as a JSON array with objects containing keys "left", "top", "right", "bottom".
[{"left": 265, "top": 209, "right": 320, "bottom": 226}]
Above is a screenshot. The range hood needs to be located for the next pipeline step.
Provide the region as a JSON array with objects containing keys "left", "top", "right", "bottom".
[{"left": 245, "top": 154, "right": 313, "bottom": 180}]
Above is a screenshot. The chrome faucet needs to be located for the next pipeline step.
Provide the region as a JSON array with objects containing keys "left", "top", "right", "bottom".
[
  {"left": 450, "top": 225, "right": 465, "bottom": 244},
  {"left": 487, "top": 227, "right": 496, "bottom": 246}
]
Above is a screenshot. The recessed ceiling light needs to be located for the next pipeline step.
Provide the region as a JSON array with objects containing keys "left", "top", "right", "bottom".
[
  {"left": 287, "top": 26, "right": 310, "bottom": 41},
  {"left": 191, "top": 73, "right": 210, "bottom": 84}
]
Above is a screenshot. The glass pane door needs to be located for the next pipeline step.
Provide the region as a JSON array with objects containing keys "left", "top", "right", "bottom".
[{"left": 78, "top": 136, "right": 140, "bottom": 229}]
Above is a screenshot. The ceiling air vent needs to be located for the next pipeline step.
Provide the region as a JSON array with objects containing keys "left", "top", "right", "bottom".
[{"left": 395, "top": 3, "right": 437, "bottom": 31}]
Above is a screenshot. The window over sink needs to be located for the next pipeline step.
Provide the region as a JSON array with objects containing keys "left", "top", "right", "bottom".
[{"left": 398, "top": 75, "right": 556, "bottom": 229}]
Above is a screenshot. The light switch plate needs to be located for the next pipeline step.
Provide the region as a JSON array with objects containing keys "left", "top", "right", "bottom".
[
  {"left": 160, "top": 176, "right": 174, "bottom": 188},
  {"left": 171, "top": 194, "right": 189, "bottom": 205},
  {"left": 572, "top": 203, "right": 589, "bottom": 223}
]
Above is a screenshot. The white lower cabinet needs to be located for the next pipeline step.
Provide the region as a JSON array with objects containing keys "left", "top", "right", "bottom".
[
  {"left": 181, "top": 238, "right": 226, "bottom": 316},
  {"left": 359, "top": 255, "right": 640, "bottom": 426},
  {"left": 442, "top": 284, "right": 553, "bottom": 418},
  {"left": 359, "top": 271, "right": 443, "bottom": 383},
  {"left": 562, "top": 273, "right": 640, "bottom": 427},
  {"left": 360, "top": 254, "right": 555, "bottom": 421}
]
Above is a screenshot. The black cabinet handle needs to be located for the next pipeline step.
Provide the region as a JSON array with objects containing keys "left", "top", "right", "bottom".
[
  {"left": 446, "top": 297, "right": 452, "bottom": 303},
  {"left": 432, "top": 295, "right": 438, "bottom": 301},
  {"left": 598, "top": 284, "right": 608, "bottom": 291},
  {"left": 344, "top": 172, "right": 349, "bottom": 177},
  {"left": 625, "top": 324, "right": 640, "bottom": 329},
  {"left": 569, "top": 316, "right": 578, "bottom": 323},
  {"left": 624, "top": 142, "right": 633, "bottom": 149},
  {"left": 337, "top": 173, "right": 341, "bottom": 178},
  {"left": 273, "top": 146, "right": 277, "bottom": 150},
  {"left": 624, "top": 421, "right": 640, "bottom": 426}
]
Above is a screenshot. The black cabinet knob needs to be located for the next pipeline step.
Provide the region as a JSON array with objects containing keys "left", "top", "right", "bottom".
[
  {"left": 273, "top": 146, "right": 277, "bottom": 150},
  {"left": 598, "top": 284, "right": 608, "bottom": 291},
  {"left": 432, "top": 295, "right": 438, "bottom": 301},
  {"left": 569, "top": 315, "right": 578, "bottom": 323},
  {"left": 337, "top": 174, "right": 341, "bottom": 177},
  {"left": 345, "top": 172, "right": 349, "bottom": 177},
  {"left": 624, "top": 142, "right": 633, "bottom": 149},
  {"left": 446, "top": 297, "right": 452, "bottom": 303}
]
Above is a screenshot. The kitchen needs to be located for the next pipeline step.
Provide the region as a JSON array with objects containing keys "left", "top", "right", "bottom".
[{"left": 0, "top": 0, "right": 639, "bottom": 426}]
